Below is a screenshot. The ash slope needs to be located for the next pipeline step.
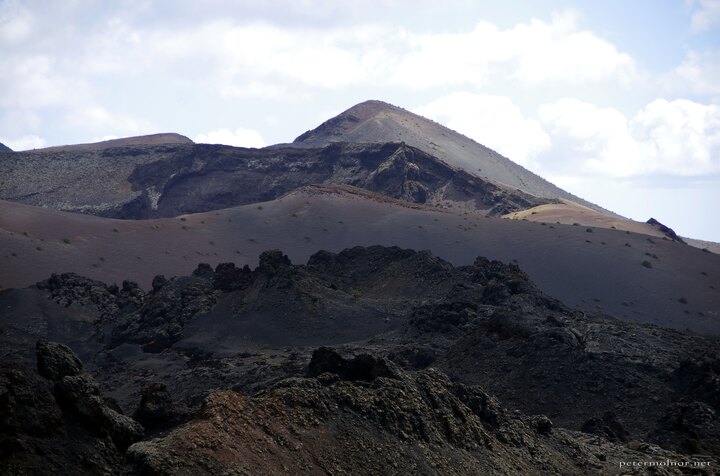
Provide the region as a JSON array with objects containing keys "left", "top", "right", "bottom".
[
  {"left": 26, "top": 132, "right": 193, "bottom": 153},
  {"left": 2, "top": 247, "right": 719, "bottom": 474},
  {"left": 1, "top": 185, "right": 718, "bottom": 334},
  {"left": 293, "top": 100, "right": 608, "bottom": 215},
  {"left": 0, "top": 141, "right": 546, "bottom": 219}
]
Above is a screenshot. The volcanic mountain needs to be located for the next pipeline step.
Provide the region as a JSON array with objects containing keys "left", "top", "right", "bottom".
[
  {"left": 0, "top": 141, "right": 11, "bottom": 153},
  {"left": 293, "top": 100, "right": 606, "bottom": 213},
  {"left": 1, "top": 100, "right": 719, "bottom": 474},
  {"left": 0, "top": 140, "right": 548, "bottom": 219}
]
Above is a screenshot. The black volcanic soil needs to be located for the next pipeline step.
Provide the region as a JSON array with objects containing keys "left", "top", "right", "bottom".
[
  {"left": 1, "top": 246, "right": 719, "bottom": 474},
  {"left": 0, "top": 141, "right": 546, "bottom": 219},
  {"left": 1, "top": 186, "right": 718, "bottom": 335}
]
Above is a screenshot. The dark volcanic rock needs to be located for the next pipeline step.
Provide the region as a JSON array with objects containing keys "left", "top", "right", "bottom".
[
  {"left": 133, "top": 383, "right": 174, "bottom": 429},
  {"left": 36, "top": 340, "right": 83, "bottom": 381},
  {"left": 191, "top": 262, "right": 214, "bottom": 280},
  {"left": 111, "top": 275, "right": 216, "bottom": 352},
  {"left": 0, "top": 363, "right": 63, "bottom": 438},
  {"left": 212, "top": 262, "right": 252, "bottom": 291},
  {"left": 307, "top": 347, "right": 399, "bottom": 382},
  {"left": 38, "top": 341, "right": 144, "bottom": 451},
  {"left": 3, "top": 245, "right": 720, "bottom": 472},
  {"left": 258, "top": 249, "right": 292, "bottom": 270},
  {"left": 647, "top": 217, "right": 686, "bottom": 243},
  {"left": 37, "top": 272, "right": 140, "bottom": 320},
  {"left": 0, "top": 141, "right": 550, "bottom": 219},
  {"left": 672, "top": 358, "right": 720, "bottom": 410},
  {"left": 650, "top": 401, "right": 720, "bottom": 455},
  {"left": 151, "top": 274, "right": 168, "bottom": 291},
  {"left": 0, "top": 342, "right": 146, "bottom": 474},
  {"left": 126, "top": 349, "right": 712, "bottom": 475},
  {"left": 0, "top": 142, "right": 12, "bottom": 153},
  {"left": 581, "top": 412, "right": 630, "bottom": 442},
  {"left": 0, "top": 361, "right": 127, "bottom": 475},
  {"left": 55, "top": 373, "right": 144, "bottom": 450}
]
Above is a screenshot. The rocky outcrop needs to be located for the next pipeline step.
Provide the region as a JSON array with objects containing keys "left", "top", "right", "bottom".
[
  {"left": 36, "top": 340, "right": 84, "bottom": 381},
  {"left": 37, "top": 273, "right": 145, "bottom": 320},
  {"left": 649, "top": 401, "right": 720, "bottom": 455},
  {"left": 306, "top": 347, "right": 399, "bottom": 381},
  {"left": 111, "top": 274, "right": 216, "bottom": 352},
  {"left": 581, "top": 412, "right": 630, "bottom": 443},
  {"left": 647, "top": 217, "right": 686, "bottom": 243},
  {"left": 132, "top": 382, "right": 189, "bottom": 433},
  {"left": 37, "top": 340, "right": 144, "bottom": 451},
  {"left": 3, "top": 246, "right": 720, "bottom": 470},
  {"left": 0, "top": 341, "right": 146, "bottom": 474},
  {"left": 127, "top": 348, "right": 715, "bottom": 475}
]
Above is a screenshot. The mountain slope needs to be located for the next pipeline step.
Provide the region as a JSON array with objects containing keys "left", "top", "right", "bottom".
[
  {"left": 293, "top": 100, "right": 611, "bottom": 215},
  {"left": 25, "top": 132, "right": 192, "bottom": 153},
  {"left": 0, "top": 142, "right": 11, "bottom": 153},
  {"left": 1, "top": 186, "right": 718, "bottom": 334},
  {"left": 0, "top": 141, "right": 548, "bottom": 219}
]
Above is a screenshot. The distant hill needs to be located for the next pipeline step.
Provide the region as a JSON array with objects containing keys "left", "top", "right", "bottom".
[
  {"left": 0, "top": 142, "right": 12, "bottom": 153},
  {"left": 26, "top": 133, "right": 192, "bottom": 153},
  {"left": 0, "top": 142, "right": 548, "bottom": 219},
  {"left": 294, "top": 100, "right": 613, "bottom": 215}
]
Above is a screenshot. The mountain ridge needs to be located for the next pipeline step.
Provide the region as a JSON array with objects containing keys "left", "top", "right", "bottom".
[
  {"left": 0, "top": 141, "right": 549, "bottom": 219},
  {"left": 293, "top": 100, "right": 615, "bottom": 216},
  {"left": 23, "top": 132, "right": 192, "bottom": 153}
]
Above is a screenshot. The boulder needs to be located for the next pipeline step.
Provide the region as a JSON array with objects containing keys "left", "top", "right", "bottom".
[{"left": 36, "top": 340, "right": 83, "bottom": 381}]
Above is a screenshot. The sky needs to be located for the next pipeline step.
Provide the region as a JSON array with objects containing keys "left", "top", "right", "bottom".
[{"left": 1, "top": 0, "right": 719, "bottom": 241}]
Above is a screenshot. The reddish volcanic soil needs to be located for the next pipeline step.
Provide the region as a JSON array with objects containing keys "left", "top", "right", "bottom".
[{"left": 1, "top": 185, "right": 718, "bottom": 334}]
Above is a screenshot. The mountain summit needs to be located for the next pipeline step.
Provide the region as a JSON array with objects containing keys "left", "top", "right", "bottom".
[{"left": 295, "top": 100, "right": 606, "bottom": 213}]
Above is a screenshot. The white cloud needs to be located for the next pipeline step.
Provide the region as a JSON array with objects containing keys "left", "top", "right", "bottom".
[
  {"left": 670, "top": 50, "right": 720, "bottom": 96},
  {"left": 195, "top": 127, "right": 266, "bottom": 148},
  {"left": 0, "top": 134, "right": 46, "bottom": 151},
  {"left": 0, "top": 55, "right": 91, "bottom": 109},
  {"left": 415, "top": 92, "right": 551, "bottom": 168},
  {"left": 0, "top": 0, "right": 33, "bottom": 44},
  {"left": 58, "top": 10, "right": 636, "bottom": 101},
  {"left": 63, "top": 106, "right": 152, "bottom": 137},
  {"left": 91, "top": 135, "right": 120, "bottom": 143},
  {"left": 538, "top": 97, "right": 720, "bottom": 177},
  {"left": 690, "top": 0, "right": 720, "bottom": 32},
  {"left": 392, "top": 10, "right": 636, "bottom": 89}
]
